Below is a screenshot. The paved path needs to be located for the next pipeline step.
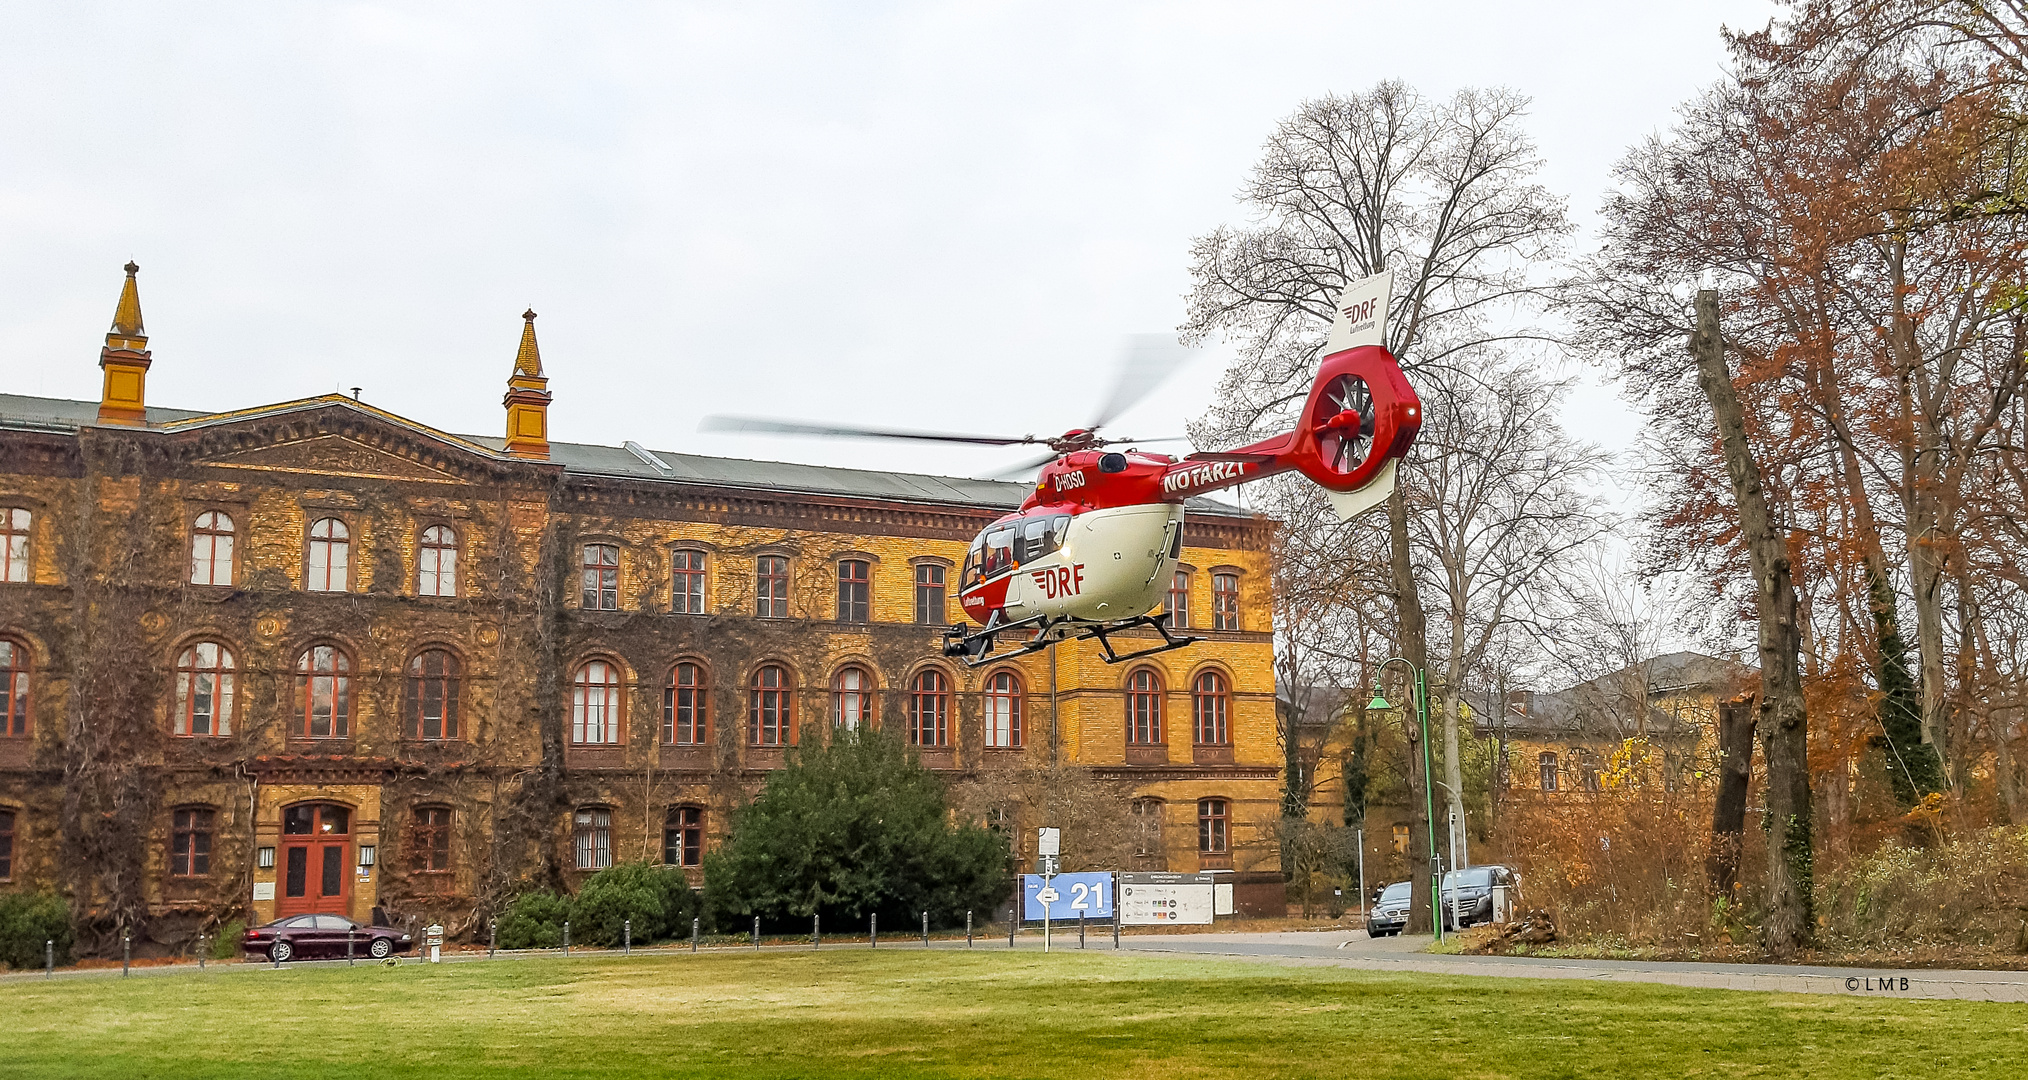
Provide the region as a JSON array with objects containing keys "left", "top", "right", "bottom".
[
  {"left": 6, "top": 929, "right": 2024, "bottom": 1002},
  {"left": 1113, "top": 929, "right": 2028, "bottom": 1003}
]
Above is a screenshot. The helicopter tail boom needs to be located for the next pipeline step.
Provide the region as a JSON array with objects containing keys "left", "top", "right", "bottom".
[{"left": 1158, "top": 344, "right": 1420, "bottom": 515}]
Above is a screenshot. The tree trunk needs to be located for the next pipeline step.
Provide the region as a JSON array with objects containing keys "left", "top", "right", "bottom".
[
  {"left": 1691, "top": 290, "right": 1813, "bottom": 957},
  {"left": 1388, "top": 484, "right": 1438, "bottom": 935},
  {"left": 1707, "top": 699, "right": 1756, "bottom": 897}
]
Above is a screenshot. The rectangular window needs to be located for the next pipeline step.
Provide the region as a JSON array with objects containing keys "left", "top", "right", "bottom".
[
  {"left": 665, "top": 806, "right": 703, "bottom": 867},
  {"left": 574, "top": 808, "right": 612, "bottom": 870},
  {"left": 0, "top": 809, "right": 12, "bottom": 879},
  {"left": 672, "top": 550, "right": 706, "bottom": 614},
  {"left": 1166, "top": 571, "right": 1191, "bottom": 629},
  {"left": 1392, "top": 823, "right": 1409, "bottom": 854},
  {"left": 306, "top": 518, "right": 350, "bottom": 592},
  {"left": 1212, "top": 573, "right": 1240, "bottom": 631},
  {"left": 1539, "top": 754, "right": 1559, "bottom": 792},
  {"left": 170, "top": 808, "right": 214, "bottom": 876},
  {"left": 837, "top": 560, "right": 870, "bottom": 623},
  {"left": 914, "top": 563, "right": 946, "bottom": 625},
  {"left": 582, "top": 544, "right": 619, "bottom": 610},
  {"left": 1197, "top": 799, "right": 1228, "bottom": 854},
  {"left": 756, "top": 556, "right": 789, "bottom": 618},
  {"left": 412, "top": 807, "right": 452, "bottom": 874},
  {"left": 1, "top": 508, "right": 28, "bottom": 583}
]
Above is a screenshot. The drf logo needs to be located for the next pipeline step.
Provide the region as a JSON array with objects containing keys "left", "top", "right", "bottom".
[
  {"left": 1341, "top": 297, "right": 1380, "bottom": 324},
  {"left": 1054, "top": 471, "right": 1086, "bottom": 493},
  {"left": 1030, "top": 563, "right": 1084, "bottom": 599}
]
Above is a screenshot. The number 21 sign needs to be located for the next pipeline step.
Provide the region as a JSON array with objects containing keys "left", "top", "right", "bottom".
[{"left": 1022, "top": 872, "right": 1112, "bottom": 920}]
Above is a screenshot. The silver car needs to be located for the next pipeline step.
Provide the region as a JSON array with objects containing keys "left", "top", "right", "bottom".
[{"left": 1365, "top": 880, "right": 1412, "bottom": 937}]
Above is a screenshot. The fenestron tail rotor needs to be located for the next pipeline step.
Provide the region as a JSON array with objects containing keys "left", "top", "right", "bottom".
[{"left": 1314, "top": 373, "right": 1376, "bottom": 477}]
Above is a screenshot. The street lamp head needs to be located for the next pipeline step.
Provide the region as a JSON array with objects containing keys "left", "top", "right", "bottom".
[{"left": 1367, "top": 687, "right": 1391, "bottom": 711}]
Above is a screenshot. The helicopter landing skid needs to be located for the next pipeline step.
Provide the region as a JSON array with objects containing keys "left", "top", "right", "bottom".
[{"left": 941, "top": 612, "right": 1201, "bottom": 668}]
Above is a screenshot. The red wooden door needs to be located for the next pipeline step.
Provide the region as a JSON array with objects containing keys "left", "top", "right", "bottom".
[{"left": 277, "top": 803, "right": 351, "bottom": 917}]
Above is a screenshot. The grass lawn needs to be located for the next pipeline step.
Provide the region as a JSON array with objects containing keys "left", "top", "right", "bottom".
[{"left": 5, "top": 949, "right": 2020, "bottom": 1079}]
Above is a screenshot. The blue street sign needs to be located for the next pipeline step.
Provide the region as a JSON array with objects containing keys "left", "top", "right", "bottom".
[{"left": 1022, "top": 872, "right": 1112, "bottom": 920}]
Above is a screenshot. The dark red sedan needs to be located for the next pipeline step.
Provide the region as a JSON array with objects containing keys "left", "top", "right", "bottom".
[{"left": 242, "top": 914, "right": 414, "bottom": 962}]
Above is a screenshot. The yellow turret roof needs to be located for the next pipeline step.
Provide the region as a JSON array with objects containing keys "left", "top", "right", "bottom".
[{"left": 514, "top": 308, "right": 542, "bottom": 376}]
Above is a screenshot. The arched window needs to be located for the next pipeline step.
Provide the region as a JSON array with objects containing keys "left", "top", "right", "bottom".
[
  {"left": 0, "top": 507, "right": 28, "bottom": 583},
  {"left": 664, "top": 805, "right": 704, "bottom": 867},
  {"left": 750, "top": 664, "right": 792, "bottom": 745},
  {"left": 837, "top": 559, "right": 870, "bottom": 623},
  {"left": 292, "top": 644, "right": 351, "bottom": 739},
  {"left": 1125, "top": 668, "right": 1163, "bottom": 745},
  {"left": 832, "top": 666, "right": 873, "bottom": 731},
  {"left": 170, "top": 807, "right": 214, "bottom": 876},
  {"left": 1538, "top": 751, "right": 1559, "bottom": 792},
  {"left": 1192, "top": 670, "right": 1230, "bottom": 746},
  {"left": 0, "top": 808, "right": 12, "bottom": 879},
  {"left": 755, "top": 556, "right": 789, "bottom": 618},
  {"left": 573, "top": 807, "right": 612, "bottom": 870},
  {"left": 1197, "top": 798, "right": 1229, "bottom": 854},
  {"left": 418, "top": 525, "right": 458, "bottom": 597},
  {"left": 908, "top": 669, "right": 950, "bottom": 747},
  {"left": 571, "top": 660, "right": 621, "bottom": 744},
  {"left": 174, "top": 641, "right": 236, "bottom": 736},
  {"left": 411, "top": 807, "right": 452, "bottom": 875},
  {"left": 671, "top": 549, "right": 706, "bottom": 614},
  {"left": 306, "top": 518, "right": 350, "bottom": 592},
  {"left": 189, "top": 511, "right": 233, "bottom": 586},
  {"left": 1, "top": 638, "right": 29, "bottom": 738},
  {"left": 1166, "top": 570, "right": 1191, "bottom": 628},
  {"left": 914, "top": 563, "right": 946, "bottom": 624},
  {"left": 984, "top": 670, "right": 1022, "bottom": 748},
  {"left": 582, "top": 543, "right": 619, "bottom": 610},
  {"left": 665, "top": 662, "right": 707, "bottom": 744},
  {"left": 1212, "top": 572, "right": 1240, "bottom": 631},
  {"left": 405, "top": 649, "right": 461, "bottom": 740},
  {"left": 1131, "top": 798, "right": 1164, "bottom": 858}
]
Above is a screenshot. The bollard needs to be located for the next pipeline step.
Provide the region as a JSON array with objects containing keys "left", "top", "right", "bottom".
[
  {"left": 489, "top": 918, "right": 497, "bottom": 958},
  {"left": 1079, "top": 912, "right": 1086, "bottom": 949},
  {"left": 753, "top": 915, "right": 760, "bottom": 950},
  {"left": 347, "top": 927, "right": 356, "bottom": 966},
  {"left": 692, "top": 917, "right": 700, "bottom": 953},
  {"left": 45, "top": 939, "right": 52, "bottom": 979},
  {"left": 813, "top": 912, "right": 821, "bottom": 949},
  {"left": 923, "top": 911, "right": 930, "bottom": 947},
  {"left": 870, "top": 912, "right": 877, "bottom": 949},
  {"left": 272, "top": 938, "right": 281, "bottom": 968},
  {"left": 624, "top": 918, "right": 632, "bottom": 956},
  {"left": 1113, "top": 910, "right": 1120, "bottom": 949},
  {"left": 563, "top": 920, "right": 571, "bottom": 958},
  {"left": 966, "top": 910, "right": 973, "bottom": 948},
  {"left": 198, "top": 934, "right": 206, "bottom": 971},
  {"left": 1008, "top": 907, "right": 1016, "bottom": 948},
  {"left": 122, "top": 933, "right": 130, "bottom": 977}
]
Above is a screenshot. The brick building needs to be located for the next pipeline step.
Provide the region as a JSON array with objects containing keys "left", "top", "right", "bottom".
[{"left": 0, "top": 265, "right": 1284, "bottom": 951}]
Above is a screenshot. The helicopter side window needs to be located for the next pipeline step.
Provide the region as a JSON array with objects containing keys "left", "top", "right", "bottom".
[
  {"left": 1050, "top": 514, "right": 1071, "bottom": 547},
  {"left": 1017, "top": 518, "right": 1054, "bottom": 564}
]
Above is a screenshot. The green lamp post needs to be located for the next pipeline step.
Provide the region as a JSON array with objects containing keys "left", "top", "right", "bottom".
[{"left": 1368, "top": 657, "right": 1443, "bottom": 942}]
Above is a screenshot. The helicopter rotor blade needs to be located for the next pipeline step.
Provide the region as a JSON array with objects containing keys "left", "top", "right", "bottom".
[
  {"left": 700, "top": 416, "right": 1041, "bottom": 448},
  {"left": 984, "top": 450, "right": 1063, "bottom": 481},
  {"left": 1089, "top": 335, "right": 1192, "bottom": 432}
]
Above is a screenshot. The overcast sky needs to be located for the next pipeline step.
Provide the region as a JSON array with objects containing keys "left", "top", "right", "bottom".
[{"left": 0, "top": 0, "right": 1775, "bottom": 482}]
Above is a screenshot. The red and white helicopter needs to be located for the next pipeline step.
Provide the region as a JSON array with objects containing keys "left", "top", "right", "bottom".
[{"left": 704, "top": 272, "right": 1420, "bottom": 666}]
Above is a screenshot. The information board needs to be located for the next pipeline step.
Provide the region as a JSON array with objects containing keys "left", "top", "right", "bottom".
[
  {"left": 1021, "top": 872, "right": 1112, "bottom": 921},
  {"left": 1118, "top": 872, "right": 1215, "bottom": 925}
]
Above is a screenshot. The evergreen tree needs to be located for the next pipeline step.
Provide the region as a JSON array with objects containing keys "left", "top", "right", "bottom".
[{"left": 704, "top": 728, "right": 1008, "bottom": 931}]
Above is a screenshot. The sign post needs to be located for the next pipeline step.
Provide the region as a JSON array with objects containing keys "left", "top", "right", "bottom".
[{"left": 1037, "top": 828, "right": 1060, "bottom": 954}]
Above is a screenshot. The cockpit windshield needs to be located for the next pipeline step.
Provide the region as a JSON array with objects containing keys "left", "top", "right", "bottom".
[{"left": 962, "top": 513, "right": 1073, "bottom": 590}]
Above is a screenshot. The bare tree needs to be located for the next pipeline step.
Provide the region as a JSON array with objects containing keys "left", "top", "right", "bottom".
[{"left": 1183, "top": 81, "right": 1571, "bottom": 931}]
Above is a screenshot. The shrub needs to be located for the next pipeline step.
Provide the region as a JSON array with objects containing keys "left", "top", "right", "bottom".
[
  {"left": 210, "top": 919, "right": 244, "bottom": 960},
  {"left": 1818, "top": 825, "right": 2028, "bottom": 948},
  {"left": 495, "top": 889, "right": 571, "bottom": 949},
  {"left": 574, "top": 862, "right": 699, "bottom": 945},
  {"left": 0, "top": 891, "right": 72, "bottom": 970},
  {"left": 705, "top": 727, "right": 1009, "bottom": 932}
]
